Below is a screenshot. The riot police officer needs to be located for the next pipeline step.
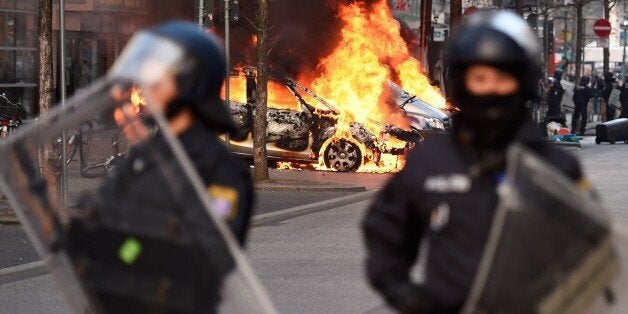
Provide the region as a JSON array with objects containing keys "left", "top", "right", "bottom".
[
  {"left": 572, "top": 75, "right": 593, "bottom": 135},
  {"left": 97, "top": 21, "right": 253, "bottom": 244},
  {"left": 74, "top": 21, "right": 253, "bottom": 312},
  {"left": 545, "top": 76, "right": 564, "bottom": 124},
  {"left": 363, "top": 12, "right": 590, "bottom": 313}
]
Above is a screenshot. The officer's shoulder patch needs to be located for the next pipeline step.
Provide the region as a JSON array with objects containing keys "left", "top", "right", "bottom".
[{"left": 207, "top": 184, "right": 239, "bottom": 221}]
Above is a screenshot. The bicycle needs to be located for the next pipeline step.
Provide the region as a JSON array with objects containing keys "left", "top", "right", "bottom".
[
  {"left": 0, "top": 93, "right": 23, "bottom": 140},
  {"left": 53, "top": 122, "right": 93, "bottom": 166},
  {"left": 80, "top": 132, "right": 125, "bottom": 178}
]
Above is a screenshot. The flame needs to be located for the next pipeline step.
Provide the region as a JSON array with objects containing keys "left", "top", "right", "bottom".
[
  {"left": 221, "top": 74, "right": 301, "bottom": 111},
  {"left": 130, "top": 86, "right": 146, "bottom": 113},
  {"left": 251, "top": 35, "right": 258, "bottom": 47},
  {"left": 310, "top": 0, "right": 445, "bottom": 172}
]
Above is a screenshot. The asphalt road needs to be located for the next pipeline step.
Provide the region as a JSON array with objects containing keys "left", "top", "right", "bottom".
[
  {"left": 2, "top": 135, "right": 628, "bottom": 313},
  {"left": 0, "top": 189, "right": 358, "bottom": 269}
]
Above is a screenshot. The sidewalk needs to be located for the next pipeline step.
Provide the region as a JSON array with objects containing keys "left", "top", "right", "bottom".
[
  {"left": 0, "top": 195, "right": 18, "bottom": 225},
  {"left": 0, "top": 168, "right": 386, "bottom": 225},
  {"left": 256, "top": 168, "right": 388, "bottom": 192}
]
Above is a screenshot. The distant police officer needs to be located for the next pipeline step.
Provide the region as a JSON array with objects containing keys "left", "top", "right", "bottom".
[
  {"left": 74, "top": 21, "right": 253, "bottom": 312},
  {"left": 363, "top": 12, "right": 590, "bottom": 313},
  {"left": 572, "top": 75, "right": 593, "bottom": 135},
  {"left": 545, "top": 77, "right": 564, "bottom": 124}
]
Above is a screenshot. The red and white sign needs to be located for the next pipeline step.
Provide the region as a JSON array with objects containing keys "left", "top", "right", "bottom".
[
  {"left": 593, "top": 19, "right": 612, "bottom": 37},
  {"left": 463, "top": 6, "right": 479, "bottom": 16}
]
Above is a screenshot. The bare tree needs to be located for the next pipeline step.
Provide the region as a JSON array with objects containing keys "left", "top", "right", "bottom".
[
  {"left": 38, "top": 0, "right": 53, "bottom": 115},
  {"left": 602, "top": 0, "right": 619, "bottom": 75},
  {"left": 253, "top": 0, "right": 270, "bottom": 182}
]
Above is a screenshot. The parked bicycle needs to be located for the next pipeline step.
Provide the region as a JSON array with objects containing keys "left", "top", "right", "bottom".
[
  {"left": 80, "top": 132, "right": 126, "bottom": 178},
  {"left": 53, "top": 122, "right": 93, "bottom": 168},
  {"left": 0, "top": 93, "right": 23, "bottom": 140}
]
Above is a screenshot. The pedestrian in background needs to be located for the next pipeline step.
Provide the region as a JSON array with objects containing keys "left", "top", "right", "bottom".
[
  {"left": 593, "top": 74, "right": 605, "bottom": 116},
  {"left": 603, "top": 72, "right": 617, "bottom": 121},
  {"left": 619, "top": 76, "right": 628, "bottom": 119},
  {"left": 362, "top": 12, "right": 590, "bottom": 313},
  {"left": 571, "top": 75, "right": 592, "bottom": 135}
]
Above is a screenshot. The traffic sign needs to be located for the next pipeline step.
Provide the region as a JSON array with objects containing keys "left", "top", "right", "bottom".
[
  {"left": 593, "top": 19, "right": 612, "bottom": 37},
  {"left": 463, "top": 6, "right": 479, "bottom": 16}
]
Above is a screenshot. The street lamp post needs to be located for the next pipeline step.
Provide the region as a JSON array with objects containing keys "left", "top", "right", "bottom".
[{"left": 622, "top": 18, "right": 628, "bottom": 79}]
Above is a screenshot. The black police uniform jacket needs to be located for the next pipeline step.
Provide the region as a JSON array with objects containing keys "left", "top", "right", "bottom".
[
  {"left": 363, "top": 120, "right": 584, "bottom": 309},
  {"left": 72, "top": 121, "right": 253, "bottom": 311},
  {"left": 545, "top": 84, "right": 564, "bottom": 117},
  {"left": 572, "top": 85, "right": 593, "bottom": 109}
]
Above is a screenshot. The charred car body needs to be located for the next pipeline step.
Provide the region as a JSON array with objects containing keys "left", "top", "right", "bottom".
[
  {"left": 226, "top": 69, "right": 450, "bottom": 172},
  {"left": 384, "top": 81, "right": 452, "bottom": 134}
]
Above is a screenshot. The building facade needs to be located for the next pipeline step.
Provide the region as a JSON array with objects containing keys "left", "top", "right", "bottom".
[
  {"left": 0, "top": 0, "right": 153, "bottom": 116},
  {"left": 0, "top": 0, "right": 38, "bottom": 115}
]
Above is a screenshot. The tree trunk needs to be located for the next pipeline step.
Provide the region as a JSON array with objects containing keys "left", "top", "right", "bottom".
[
  {"left": 603, "top": 0, "right": 610, "bottom": 75},
  {"left": 253, "top": 0, "right": 269, "bottom": 182},
  {"left": 574, "top": 4, "right": 583, "bottom": 81},
  {"left": 449, "top": 0, "right": 462, "bottom": 31},
  {"left": 38, "top": 0, "right": 53, "bottom": 115},
  {"left": 38, "top": 0, "right": 60, "bottom": 204},
  {"left": 515, "top": 0, "right": 523, "bottom": 15}
]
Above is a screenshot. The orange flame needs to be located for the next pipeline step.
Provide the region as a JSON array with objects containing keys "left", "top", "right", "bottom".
[
  {"left": 130, "top": 86, "right": 146, "bottom": 113},
  {"left": 310, "top": 0, "right": 445, "bottom": 172},
  {"left": 251, "top": 35, "right": 258, "bottom": 46},
  {"left": 222, "top": 74, "right": 301, "bottom": 111}
]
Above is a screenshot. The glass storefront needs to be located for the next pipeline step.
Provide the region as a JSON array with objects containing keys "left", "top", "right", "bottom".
[
  {"left": 0, "top": 0, "right": 187, "bottom": 116},
  {"left": 0, "top": 0, "right": 37, "bottom": 115}
]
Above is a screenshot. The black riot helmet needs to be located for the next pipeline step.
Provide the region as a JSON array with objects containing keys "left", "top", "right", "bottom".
[
  {"left": 108, "top": 21, "right": 237, "bottom": 134},
  {"left": 553, "top": 68, "right": 564, "bottom": 81},
  {"left": 444, "top": 11, "right": 541, "bottom": 152}
]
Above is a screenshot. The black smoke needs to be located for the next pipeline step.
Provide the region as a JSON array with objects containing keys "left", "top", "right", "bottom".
[
  {"left": 219, "top": 0, "right": 394, "bottom": 79},
  {"left": 139, "top": 1, "right": 412, "bottom": 80}
]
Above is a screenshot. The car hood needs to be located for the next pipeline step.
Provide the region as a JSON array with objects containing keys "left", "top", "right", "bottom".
[{"left": 385, "top": 81, "right": 449, "bottom": 119}]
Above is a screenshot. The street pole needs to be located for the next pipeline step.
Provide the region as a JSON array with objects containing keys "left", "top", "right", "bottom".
[
  {"left": 224, "top": 0, "right": 231, "bottom": 149},
  {"left": 623, "top": 20, "right": 627, "bottom": 79},
  {"left": 198, "top": 0, "right": 205, "bottom": 27},
  {"left": 419, "top": 0, "right": 432, "bottom": 69},
  {"left": 60, "top": 0, "right": 68, "bottom": 209}
]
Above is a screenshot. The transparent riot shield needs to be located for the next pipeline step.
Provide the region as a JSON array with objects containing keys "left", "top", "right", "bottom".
[
  {"left": 0, "top": 79, "right": 275, "bottom": 313},
  {"left": 462, "top": 144, "right": 618, "bottom": 314}
]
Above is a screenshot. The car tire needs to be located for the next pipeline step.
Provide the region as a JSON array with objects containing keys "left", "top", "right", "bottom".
[{"left": 323, "top": 138, "right": 362, "bottom": 172}]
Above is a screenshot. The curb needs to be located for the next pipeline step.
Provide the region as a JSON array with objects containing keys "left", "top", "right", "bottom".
[
  {"left": 0, "top": 261, "right": 47, "bottom": 285},
  {"left": 0, "top": 213, "right": 20, "bottom": 225},
  {"left": 251, "top": 189, "right": 379, "bottom": 226},
  {"left": 255, "top": 184, "right": 367, "bottom": 192},
  {"left": 0, "top": 216, "right": 19, "bottom": 225}
]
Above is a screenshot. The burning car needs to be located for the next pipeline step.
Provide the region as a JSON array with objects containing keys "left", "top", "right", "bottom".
[
  {"left": 384, "top": 81, "right": 452, "bottom": 135},
  {"left": 223, "top": 70, "right": 450, "bottom": 172}
]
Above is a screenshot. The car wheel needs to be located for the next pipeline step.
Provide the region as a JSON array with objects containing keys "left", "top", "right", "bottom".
[
  {"left": 595, "top": 138, "right": 601, "bottom": 144},
  {"left": 323, "top": 138, "right": 362, "bottom": 172}
]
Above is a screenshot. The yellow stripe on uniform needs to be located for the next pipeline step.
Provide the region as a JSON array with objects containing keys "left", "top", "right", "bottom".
[{"left": 577, "top": 179, "right": 592, "bottom": 192}]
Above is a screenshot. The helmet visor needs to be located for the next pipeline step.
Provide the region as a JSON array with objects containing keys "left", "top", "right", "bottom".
[{"left": 108, "top": 31, "right": 185, "bottom": 86}]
